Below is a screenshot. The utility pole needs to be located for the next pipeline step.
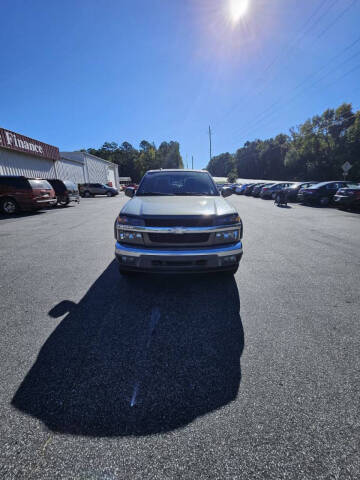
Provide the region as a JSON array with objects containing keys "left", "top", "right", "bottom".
[
  {"left": 208, "top": 125, "right": 212, "bottom": 163},
  {"left": 186, "top": 153, "right": 188, "bottom": 169},
  {"left": 191, "top": 155, "right": 194, "bottom": 169}
]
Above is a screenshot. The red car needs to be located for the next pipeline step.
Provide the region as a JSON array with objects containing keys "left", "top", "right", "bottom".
[{"left": 0, "top": 176, "right": 56, "bottom": 214}]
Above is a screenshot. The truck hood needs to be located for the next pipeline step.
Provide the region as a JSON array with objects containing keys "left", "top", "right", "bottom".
[{"left": 121, "top": 195, "right": 236, "bottom": 217}]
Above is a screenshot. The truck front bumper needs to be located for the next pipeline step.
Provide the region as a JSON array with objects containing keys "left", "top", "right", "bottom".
[{"left": 115, "top": 241, "right": 243, "bottom": 273}]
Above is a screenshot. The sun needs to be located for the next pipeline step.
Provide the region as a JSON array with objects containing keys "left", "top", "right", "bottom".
[{"left": 229, "top": 0, "right": 249, "bottom": 23}]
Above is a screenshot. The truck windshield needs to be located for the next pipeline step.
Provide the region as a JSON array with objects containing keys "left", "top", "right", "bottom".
[{"left": 136, "top": 171, "right": 219, "bottom": 196}]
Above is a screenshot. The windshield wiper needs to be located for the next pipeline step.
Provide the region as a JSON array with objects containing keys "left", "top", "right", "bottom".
[
  {"left": 174, "top": 192, "right": 207, "bottom": 196},
  {"left": 137, "top": 192, "right": 175, "bottom": 196}
]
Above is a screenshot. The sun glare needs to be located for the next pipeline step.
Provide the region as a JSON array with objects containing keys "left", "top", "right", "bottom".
[{"left": 229, "top": 0, "right": 249, "bottom": 23}]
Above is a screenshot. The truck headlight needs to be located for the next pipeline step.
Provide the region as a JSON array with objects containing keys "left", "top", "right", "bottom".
[
  {"left": 118, "top": 230, "right": 144, "bottom": 245},
  {"left": 213, "top": 213, "right": 240, "bottom": 226},
  {"left": 214, "top": 229, "right": 239, "bottom": 244},
  {"left": 116, "top": 215, "right": 145, "bottom": 227}
]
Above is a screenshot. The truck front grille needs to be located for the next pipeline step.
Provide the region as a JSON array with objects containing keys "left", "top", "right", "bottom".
[
  {"left": 148, "top": 233, "right": 210, "bottom": 244},
  {"left": 145, "top": 216, "right": 214, "bottom": 227}
]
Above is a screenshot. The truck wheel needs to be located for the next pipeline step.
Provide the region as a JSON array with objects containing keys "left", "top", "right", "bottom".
[
  {"left": 1, "top": 197, "right": 18, "bottom": 214},
  {"left": 83, "top": 191, "right": 91, "bottom": 198}
]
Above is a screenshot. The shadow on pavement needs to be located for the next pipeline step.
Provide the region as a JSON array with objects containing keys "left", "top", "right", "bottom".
[
  {"left": 0, "top": 211, "right": 45, "bottom": 220},
  {"left": 12, "top": 260, "right": 244, "bottom": 436}
]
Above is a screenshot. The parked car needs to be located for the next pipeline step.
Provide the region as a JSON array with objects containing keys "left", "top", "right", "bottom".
[
  {"left": 245, "top": 183, "right": 264, "bottom": 196},
  {"left": 252, "top": 183, "right": 269, "bottom": 197},
  {"left": 79, "top": 183, "right": 119, "bottom": 197},
  {"left": 260, "top": 183, "right": 293, "bottom": 199},
  {"left": 0, "top": 176, "right": 56, "bottom": 214},
  {"left": 333, "top": 185, "right": 360, "bottom": 209},
  {"left": 114, "top": 169, "right": 243, "bottom": 275},
  {"left": 47, "top": 179, "right": 80, "bottom": 206},
  {"left": 235, "top": 183, "right": 251, "bottom": 195},
  {"left": 284, "top": 182, "right": 316, "bottom": 202},
  {"left": 299, "top": 181, "right": 352, "bottom": 206}
]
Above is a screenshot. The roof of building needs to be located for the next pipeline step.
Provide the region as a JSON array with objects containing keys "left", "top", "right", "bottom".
[{"left": 60, "top": 151, "right": 115, "bottom": 166}]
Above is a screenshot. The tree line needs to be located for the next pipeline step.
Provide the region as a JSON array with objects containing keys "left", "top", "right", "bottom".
[
  {"left": 84, "top": 140, "right": 183, "bottom": 182},
  {"left": 207, "top": 103, "right": 360, "bottom": 182}
]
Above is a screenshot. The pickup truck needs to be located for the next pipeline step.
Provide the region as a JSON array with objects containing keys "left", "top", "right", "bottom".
[{"left": 114, "top": 169, "right": 243, "bottom": 274}]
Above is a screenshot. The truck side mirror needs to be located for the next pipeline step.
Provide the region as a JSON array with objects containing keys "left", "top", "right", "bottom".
[
  {"left": 125, "top": 187, "right": 135, "bottom": 198},
  {"left": 221, "top": 187, "right": 233, "bottom": 198}
]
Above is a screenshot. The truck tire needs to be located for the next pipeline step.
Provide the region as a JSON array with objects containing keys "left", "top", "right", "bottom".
[{"left": 83, "top": 191, "right": 91, "bottom": 198}]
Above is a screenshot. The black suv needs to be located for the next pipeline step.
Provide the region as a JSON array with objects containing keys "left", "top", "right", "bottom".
[{"left": 47, "top": 179, "right": 80, "bottom": 206}]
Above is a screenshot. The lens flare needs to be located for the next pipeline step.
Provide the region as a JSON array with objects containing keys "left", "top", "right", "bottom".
[{"left": 229, "top": 0, "right": 249, "bottom": 23}]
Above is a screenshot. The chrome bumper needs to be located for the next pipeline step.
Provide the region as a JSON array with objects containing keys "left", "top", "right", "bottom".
[{"left": 115, "top": 241, "right": 243, "bottom": 258}]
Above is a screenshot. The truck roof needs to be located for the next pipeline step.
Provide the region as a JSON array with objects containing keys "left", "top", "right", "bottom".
[{"left": 146, "top": 169, "right": 209, "bottom": 173}]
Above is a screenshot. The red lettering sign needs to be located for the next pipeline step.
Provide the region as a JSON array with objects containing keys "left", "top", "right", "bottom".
[{"left": 0, "top": 128, "right": 60, "bottom": 161}]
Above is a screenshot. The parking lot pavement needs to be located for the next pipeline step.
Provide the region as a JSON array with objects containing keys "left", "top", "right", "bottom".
[{"left": 1, "top": 195, "right": 359, "bottom": 479}]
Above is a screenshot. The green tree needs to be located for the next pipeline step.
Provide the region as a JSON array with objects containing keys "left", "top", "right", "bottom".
[
  {"left": 207, "top": 153, "right": 234, "bottom": 177},
  {"left": 84, "top": 139, "right": 183, "bottom": 182},
  {"left": 227, "top": 170, "right": 238, "bottom": 183}
]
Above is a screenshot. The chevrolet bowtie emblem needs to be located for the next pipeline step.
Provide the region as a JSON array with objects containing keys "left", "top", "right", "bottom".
[{"left": 174, "top": 227, "right": 185, "bottom": 234}]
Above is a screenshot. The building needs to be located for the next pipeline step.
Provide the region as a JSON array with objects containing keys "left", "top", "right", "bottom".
[
  {"left": 0, "top": 127, "right": 119, "bottom": 188},
  {"left": 0, "top": 127, "right": 60, "bottom": 177},
  {"left": 60, "top": 151, "right": 119, "bottom": 188}
]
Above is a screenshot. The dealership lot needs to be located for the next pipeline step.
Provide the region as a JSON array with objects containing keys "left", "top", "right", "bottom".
[{"left": 0, "top": 196, "right": 359, "bottom": 479}]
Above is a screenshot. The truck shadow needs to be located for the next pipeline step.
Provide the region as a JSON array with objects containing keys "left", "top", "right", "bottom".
[{"left": 12, "top": 261, "right": 244, "bottom": 437}]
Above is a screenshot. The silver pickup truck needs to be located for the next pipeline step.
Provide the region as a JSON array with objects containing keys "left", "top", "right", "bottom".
[{"left": 114, "top": 169, "right": 243, "bottom": 274}]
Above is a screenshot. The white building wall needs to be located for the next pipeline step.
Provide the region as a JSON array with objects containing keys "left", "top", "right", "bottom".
[
  {"left": 56, "top": 158, "right": 86, "bottom": 184},
  {"left": 0, "top": 149, "right": 56, "bottom": 178},
  {"left": 60, "top": 152, "right": 119, "bottom": 188},
  {"left": 85, "top": 155, "right": 108, "bottom": 184},
  {"left": 107, "top": 166, "right": 116, "bottom": 186}
]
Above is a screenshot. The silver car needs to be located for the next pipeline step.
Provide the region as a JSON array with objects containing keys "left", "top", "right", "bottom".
[{"left": 114, "top": 169, "right": 243, "bottom": 274}]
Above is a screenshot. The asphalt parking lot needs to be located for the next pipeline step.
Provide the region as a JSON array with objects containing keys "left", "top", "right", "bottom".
[{"left": 0, "top": 195, "right": 359, "bottom": 479}]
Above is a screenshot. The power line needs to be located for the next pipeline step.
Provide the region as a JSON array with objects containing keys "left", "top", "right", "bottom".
[
  {"left": 317, "top": 0, "right": 357, "bottom": 39},
  {"left": 213, "top": 0, "right": 337, "bottom": 129},
  {"left": 230, "top": 32, "right": 360, "bottom": 141},
  {"left": 232, "top": 109, "right": 360, "bottom": 159},
  {"left": 240, "top": 49, "right": 360, "bottom": 140},
  {"left": 241, "top": 75, "right": 360, "bottom": 142},
  {"left": 215, "top": 0, "right": 359, "bottom": 143},
  {"left": 260, "top": 0, "right": 339, "bottom": 83},
  {"left": 228, "top": 5, "right": 357, "bottom": 139}
]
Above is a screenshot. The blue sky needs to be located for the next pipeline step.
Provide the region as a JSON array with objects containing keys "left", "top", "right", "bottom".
[{"left": 1, "top": 0, "right": 360, "bottom": 169}]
